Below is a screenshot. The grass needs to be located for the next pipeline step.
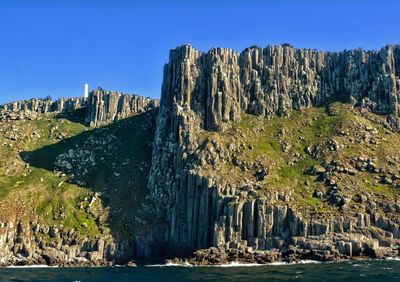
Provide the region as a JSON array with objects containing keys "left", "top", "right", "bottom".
[
  {"left": 195, "top": 103, "right": 400, "bottom": 216},
  {"left": 0, "top": 109, "right": 157, "bottom": 239},
  {"left": 363, "top": 176, "right": 395, "bottom": 197},
  {"left": 2, "top": 102, "right": 400, "bottom": 236},
  {"left": 0, "top": 112, "right": 93, "bottom": 235},
  {"left": 223, "top": 107, "right": 336, "bottom": 191},
  {"left": 35, "top": 182, "right": 100, "bottom": 236}
]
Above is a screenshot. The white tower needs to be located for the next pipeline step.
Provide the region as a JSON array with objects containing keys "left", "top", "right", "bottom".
[{"left": 84, "top": 83, "right": 89, "bottom": 99}]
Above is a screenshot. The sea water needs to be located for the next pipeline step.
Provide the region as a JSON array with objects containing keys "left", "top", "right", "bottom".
[{"left": 0, "top": 260, "right": 399, "bottom": 281}]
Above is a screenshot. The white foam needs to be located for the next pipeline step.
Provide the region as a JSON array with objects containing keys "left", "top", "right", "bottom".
[
  {"left": 146, "top": 262, "right": 194, "bottom": 267},
  {"left": 298, "top": 260, "right": 322, "bottom": 264},
  {"left": 386, "top": 257, "right": 400, "bottom": 261},
  {"left": 7, "top": 265, "right": 58, "bottom": 268},
  {"left": 267, "top": 262, "right": 289, "bottom": 266},
  {"left": 146, "top": 259, "right": 322, "bottom": 267},
  {"left": 216, "top": 262, "right": 264, "bottom": 267}
]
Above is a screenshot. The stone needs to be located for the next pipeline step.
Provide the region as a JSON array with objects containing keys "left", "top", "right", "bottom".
[
  {"left": 0, "top": 97, "right": 86, "bottom": 116},
  {"left": 85, "top": 90, "right": 159, "bottom": 127},
  {"left": 146, "top": 43, "right": 400, "bottom": 263},
  {"left": 254, "top": 168, "right": 268, "bottom": 181},
  {"left": 0, "top": 92, "right": 159, "bottom": 128}
]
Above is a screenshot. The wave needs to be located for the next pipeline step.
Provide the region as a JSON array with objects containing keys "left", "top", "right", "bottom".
[
  {"left": 146, "top": 262, "right": 194, "bottom": 267},
  {"left": 215, "top": 262, "right": 265, "bottom": 267},
  {"left": 386, "top": 257, "right": 400, "bottom": 261},
  {"left": 267, "top": 260, "right": 321, "bottom": 266},
  {"left": 297, "top": 260, "right": 322, "bottom": 264},
  {"left": 7, "top": 265, "right": 58, "bottom": 268},
  {"left": 146, "top": 260, "right": 322, "bottom": 267}
]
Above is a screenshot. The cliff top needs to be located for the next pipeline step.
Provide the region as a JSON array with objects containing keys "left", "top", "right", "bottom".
[
  {"left": 90, "top": 89, "right": 157, "bottom": 101},
  {"left": 170, "top": 43, "right": 400, "bottom": 58}
]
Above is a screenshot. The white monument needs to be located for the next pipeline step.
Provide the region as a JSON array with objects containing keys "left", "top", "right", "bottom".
[{"left": 84, "top": 83, "right": 89, "bottom": 98}]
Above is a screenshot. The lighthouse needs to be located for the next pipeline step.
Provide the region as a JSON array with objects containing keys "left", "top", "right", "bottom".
[{"left": 84, "top": 83, "right": 89, "bottom": 99}]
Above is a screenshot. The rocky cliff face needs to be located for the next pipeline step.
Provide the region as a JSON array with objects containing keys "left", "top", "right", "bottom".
[
  {"left": 0, "top": 92, "right": 160, "bottom": 127},
  {"left": 85, "top": 90, "right": 160, "bottom": 127},
  {"left": 0, "top": 100, "right": 159, "bottom": 266},
  {"left": 0, "top": 97, "right": 87, "bottom": 114},
  {"left": 0, "top": 97, "right": 87, "bottom": 123},
  {"left": 0, "top": 221, "right": 135, "bottom": 266},
  {"left": 0, "top": 91, "right": 160, "bottom": 266},
  {"left": 147, "top": 44, "right": 400, "bottom": 261},
  {"left": 157, "top": 44, "right": 400, "bottom": 132}
]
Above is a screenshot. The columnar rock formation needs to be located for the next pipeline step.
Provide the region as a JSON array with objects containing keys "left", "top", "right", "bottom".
[
  {"left": 0, "top": 221, "right": 135, "bottom": 266},
  {"left": 85, "top": 90, "right": 159, "bottom": 127},
  {"left": 0, "top": 92, "right": 160, "bottom": 126},
  {"left": 0, "top": 97, "right": 86, "bottom": 114},
  {"left": 158, "top": 44, "right": 400, "bottom": 132},
  {"left": 147, "top": 44, "right": 400, "bottom": 259}
]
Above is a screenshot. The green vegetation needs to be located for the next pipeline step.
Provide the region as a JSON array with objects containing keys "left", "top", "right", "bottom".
[
  {"left": 0, "top": 110, "right": 156, "bottom": 239},
  {"left": 1, "top": 102, "right": 400, "bottom": 237},
  {"left": 196, "top": 103, "right": 400, "bottom": 215},
  {"left": 36, "top": 184, "right": 100, "bottom": 236}
]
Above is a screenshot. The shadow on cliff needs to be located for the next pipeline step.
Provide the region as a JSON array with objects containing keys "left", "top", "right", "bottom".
[
  {"left": 55, "top": 107, "right": 87, "bottom": 125},
  {"left": 19, "top": 110, "right": 158, "bottom": 252}
]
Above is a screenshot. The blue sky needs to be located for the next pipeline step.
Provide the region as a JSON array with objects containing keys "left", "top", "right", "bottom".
[{"left": 0, "top": 0, "right": 399, "bottom": 104}]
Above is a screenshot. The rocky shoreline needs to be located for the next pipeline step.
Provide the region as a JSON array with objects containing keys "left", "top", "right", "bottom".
[
  {"left": 0, "top": 221, "right": 137, "bottom": 268},
  {"left": 168, "top": 245, "right": 400, "bottom": 266},
  {"left": 2, "top": 238, "right": 398, "bottom": 268},
  {"left": 4, "top": 251, "right": 397, "bottom": 268}
]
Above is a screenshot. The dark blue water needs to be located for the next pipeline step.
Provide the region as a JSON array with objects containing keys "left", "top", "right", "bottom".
[{"left": 0, "top": 260, "right": 399, "bottom": 282}]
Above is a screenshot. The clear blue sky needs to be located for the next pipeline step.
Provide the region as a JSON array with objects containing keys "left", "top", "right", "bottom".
[{"left": 0, "top": 0, "right": 399, "bottom": 104}]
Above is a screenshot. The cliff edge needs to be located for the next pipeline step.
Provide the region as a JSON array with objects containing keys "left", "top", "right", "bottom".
[{"left": 147, "top": 44, "right": 400, "bottom": 263}]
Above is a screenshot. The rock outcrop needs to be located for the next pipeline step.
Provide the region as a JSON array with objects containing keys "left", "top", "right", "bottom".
[
  {"left": 0, "top": 221, "right": 135, "bottom": 266},
  {"left": 85, "top": 90, "right": 159, "bottom": 127},
  {"left": 0, "top": 97, "right": 87, "bottom": 114},
  {"left": 146, "top": 44, "right": 400, "bottom": 261},
  {"left": 156, "top": 44, "right": 400, "bottom": 131},
  {"left": 0, "top": 97, "right": 87, "bottom": 123},
  {"left": 0, "top": 92, "right": 160, "bottom": 127}
]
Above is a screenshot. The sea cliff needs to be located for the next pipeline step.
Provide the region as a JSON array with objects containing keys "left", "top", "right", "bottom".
[
  {"left": 1, "top": 44, "right": 400, "bottom": 265},
  {"left": 146, "top": 44, "right": 400, "bottom": 263}
]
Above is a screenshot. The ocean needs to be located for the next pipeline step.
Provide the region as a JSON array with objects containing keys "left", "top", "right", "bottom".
[{"left": 1, "top": 260, "right": 399, "bottom": 282}]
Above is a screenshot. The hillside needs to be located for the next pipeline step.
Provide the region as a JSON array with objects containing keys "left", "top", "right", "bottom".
[
  {"left": 2, "top": 101, "right": 400, "bottom": 265},
  {"left": 0, "top": 97, "right": 158, "bottom": 266},
  {"left": 195, "top": 103, "right": 400, "bottom": 215}
]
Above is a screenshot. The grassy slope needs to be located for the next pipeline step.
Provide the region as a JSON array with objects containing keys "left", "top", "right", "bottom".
[
  {"left": 196, "top": 103, "right": 400, "bottom": 216},
  {"left": 1, "top": 103, "right": 399, "bottom": 239},
  {"left": 0, "top": 109, "right": 156, "bottom": 239},
  {"left": 0, "top": 113, "right": 88, "bottom": 227}
]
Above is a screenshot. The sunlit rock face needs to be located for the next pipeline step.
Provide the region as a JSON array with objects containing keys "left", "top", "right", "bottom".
[
  {"left": 85, "top": 90, "right": 159, "bottom": 127},
  {"left": 0, "top": 92, "right": 160, "bottom": 127},
  {"left": 0, "top": 97, "right": 87, "bottom": 114},
  {"left": 159, "top": 44, "right": 400, "bottom": 132},
  {"left": 145, "top": 44, "right": 400, "bottom": 260}
]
